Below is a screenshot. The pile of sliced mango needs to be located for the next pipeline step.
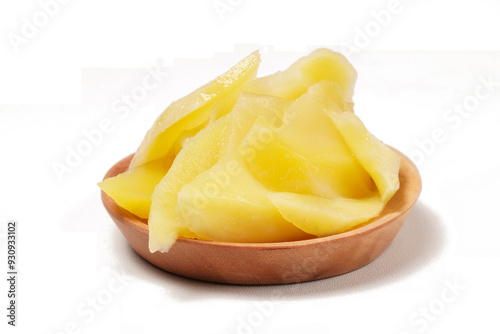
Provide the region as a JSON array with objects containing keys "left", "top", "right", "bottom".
[{"left": 99, "top": 49, "right": 401, "bottom": 253}]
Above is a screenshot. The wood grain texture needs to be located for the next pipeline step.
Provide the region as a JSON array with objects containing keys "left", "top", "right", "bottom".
[{"left": 101, "top": 148, "right": 422, "bottom": 285}]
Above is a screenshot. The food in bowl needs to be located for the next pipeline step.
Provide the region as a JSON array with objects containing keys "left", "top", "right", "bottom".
[{"left": 99, "top": 49, "right": 401, "bottom": 253}]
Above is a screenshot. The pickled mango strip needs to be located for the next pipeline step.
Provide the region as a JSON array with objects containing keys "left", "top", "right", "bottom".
[{"left": 130, "top": 51, "right": 261, "bottom": 169}]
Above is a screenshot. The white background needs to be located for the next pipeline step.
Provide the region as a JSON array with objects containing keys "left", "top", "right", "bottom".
[{"left": 1, "top": 0, "right": 499, "bottom": 333}]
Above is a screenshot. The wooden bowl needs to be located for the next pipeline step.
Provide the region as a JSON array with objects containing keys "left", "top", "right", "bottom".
[{"left": 101, "top": 149, "right": 421, "bottom": 285}]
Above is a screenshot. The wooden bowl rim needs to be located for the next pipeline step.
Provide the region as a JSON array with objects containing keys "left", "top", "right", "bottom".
[{"left": 101, "top": 147, "right": 421, "bottom": 251}]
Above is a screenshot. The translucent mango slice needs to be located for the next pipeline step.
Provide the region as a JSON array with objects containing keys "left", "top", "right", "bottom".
[
  {"left": 130, "top": 50, "right": 261, "bottom": 169},
  {"left": 98, "top": 156, "right": 174, "bottom": 219},
  {"left": 267, "top": 192, "right": 385, "bottom": 237},
  {"left": 148, "top": 115, "right": 229, "bottom": 253},
  {"left": 246, "top": 48, "right": 356, "bottom": 105},
  {"left": 329, "top": 112, "right": 401, "bottom": 202}
]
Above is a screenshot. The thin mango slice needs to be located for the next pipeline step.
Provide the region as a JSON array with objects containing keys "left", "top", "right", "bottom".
[
  {"left": 267, "top": 192, "right": 385, "bottom": 237},
  {"left": 330, "top": 112, "right": 401, "bottom": 202},
  {"left": 246, "top": 48, "right": 357, "bottom": 106},
  {"left": 98, "top": 156, "right": 174, "bottom": 219},
  {"left": 130, "top": 50, "right": 261, "bottom": 169},
  {"left": 148, "top": 115, "right": 229, "bottom": 253}
]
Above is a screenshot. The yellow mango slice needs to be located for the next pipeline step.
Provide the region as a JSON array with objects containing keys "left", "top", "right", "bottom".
[
  {"left": 174, "top": 94, "right": 311, "bottom": 243},
  {"left": 98, "top": 156, "right": 174, "bottom": 219},
  {"left": 291, "top": 48, "right": 357, "bottom": 101},
  {"left": 130, "top": 50, "right": 261, "bottom": 169},
  {"left": 148, "top": 115, "right": 230, "bottom": 253},
  {"left": 330, "top": 112, "right": 400, "bottom": 202},
  {"left": 276, "top": 80, "right": 348, "bottom": 155},
  {"left": 246, "top": 48, "right": 356, "bottom": 105},
  {"left": 267, "top": 192, "right": 384, "bottom": 237}
]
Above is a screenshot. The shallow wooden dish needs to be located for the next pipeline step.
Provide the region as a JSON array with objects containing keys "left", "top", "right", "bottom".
[{"left": 101, "top": 149, "right": 421, "bottom": 285}]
